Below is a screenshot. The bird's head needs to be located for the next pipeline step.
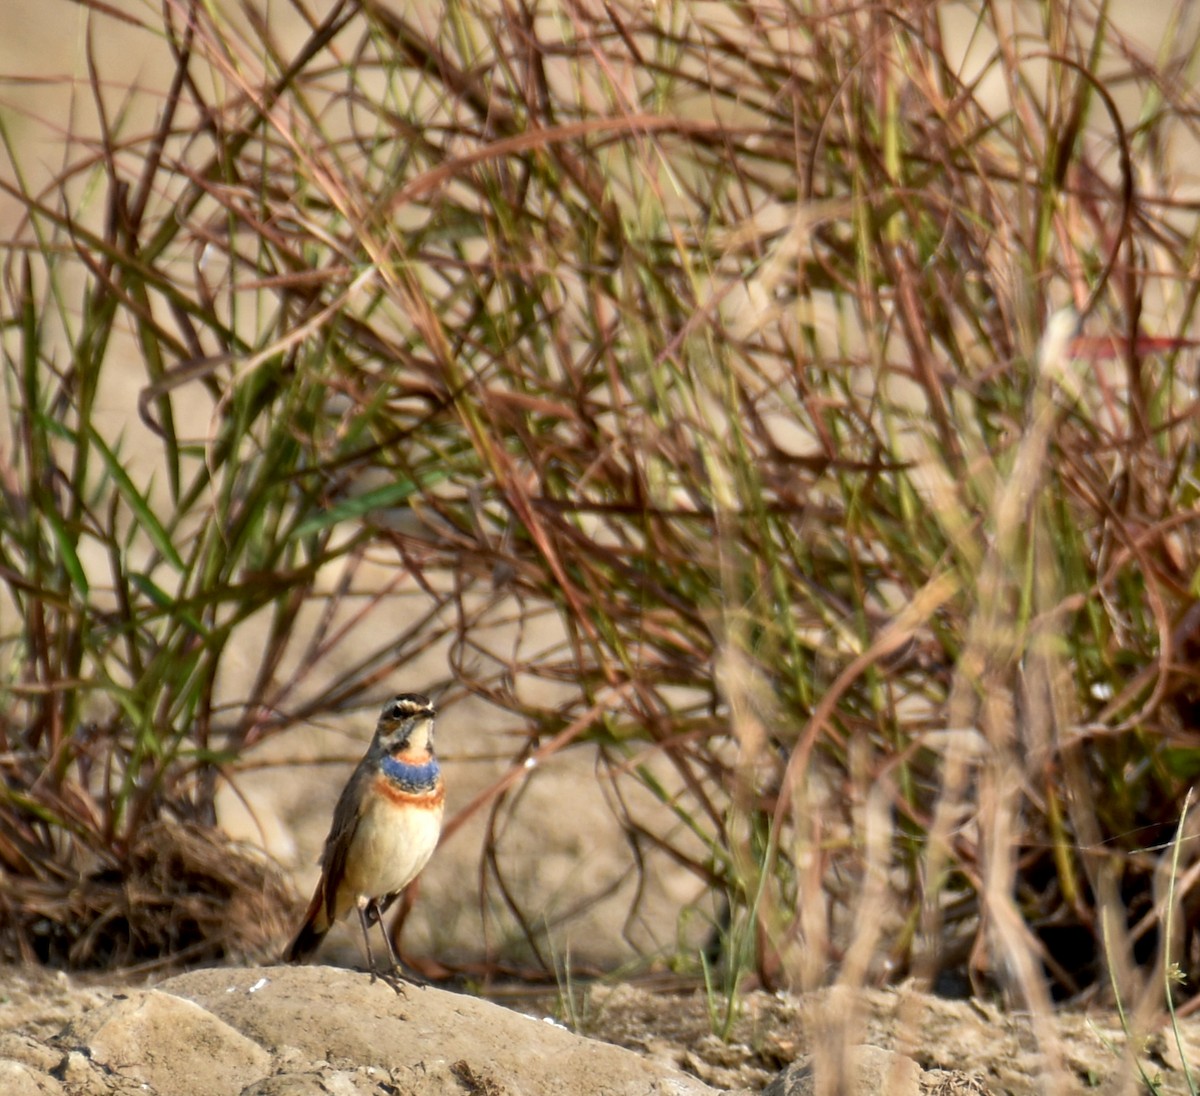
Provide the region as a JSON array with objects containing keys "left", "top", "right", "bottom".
[{"left": 373, "top": 692, "right": 437, "bottom": 756}]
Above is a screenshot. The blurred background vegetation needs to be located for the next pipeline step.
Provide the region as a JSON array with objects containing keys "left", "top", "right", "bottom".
[{"left": 2, "top": 0, "right": 1200, "bottom": 1012}]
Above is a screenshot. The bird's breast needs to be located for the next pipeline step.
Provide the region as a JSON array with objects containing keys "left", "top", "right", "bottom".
[{"left": 336, "top": 769, "right": 444, "bottom": 901}]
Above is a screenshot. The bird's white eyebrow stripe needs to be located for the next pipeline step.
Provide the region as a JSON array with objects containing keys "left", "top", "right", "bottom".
[{"left": 386, "top": 696, "right": 434, "bottom": 718}]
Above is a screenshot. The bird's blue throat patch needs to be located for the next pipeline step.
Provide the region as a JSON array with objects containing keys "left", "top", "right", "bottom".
[{"left": 380, "top": 754, "right": 441, "bottom": 793}]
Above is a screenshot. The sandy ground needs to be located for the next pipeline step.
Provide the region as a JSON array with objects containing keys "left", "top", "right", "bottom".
[{"left": 2, "top": 962, "right": 1200, "bottom": 1095}]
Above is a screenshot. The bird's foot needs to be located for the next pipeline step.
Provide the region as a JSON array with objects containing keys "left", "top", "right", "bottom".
[{"left": 369, "top": 964, "right": 410, "bottom": 996}]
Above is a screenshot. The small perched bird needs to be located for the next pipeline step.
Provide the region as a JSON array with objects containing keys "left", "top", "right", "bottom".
[{"left": 283, "top": 693, "right": 444, "bottom": 982}]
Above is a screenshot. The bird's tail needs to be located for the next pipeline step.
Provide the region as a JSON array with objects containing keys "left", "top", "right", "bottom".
[{"left": 283, "top": 885, "right": 330, "bottom": 964}]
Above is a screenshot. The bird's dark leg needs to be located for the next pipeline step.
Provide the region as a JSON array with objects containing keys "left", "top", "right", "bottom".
[
  {"left": 356, "top": 903, "right": 380, "bottom": 978},
  {"left": 358, "top": 898, "right": 406, "bottom": 994},
  {"left": 373, "top": 899, "right": 404, "bottom": 973}
]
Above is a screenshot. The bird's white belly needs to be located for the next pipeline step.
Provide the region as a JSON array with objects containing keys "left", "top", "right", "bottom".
[{"left": 342, "top": 794, "right": 443, "bottom": 902}]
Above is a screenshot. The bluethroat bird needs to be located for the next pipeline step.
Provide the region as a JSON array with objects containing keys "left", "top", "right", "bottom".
[{"left": 283, "top": 693, "right": 444, "bottom": 982}]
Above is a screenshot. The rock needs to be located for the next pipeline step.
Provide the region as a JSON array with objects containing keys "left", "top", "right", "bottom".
[
  {"left": 58, "top": 989, "right": 272, "bottom": 1096},
  {"left": 761, "top": 1044, "right": 923, "bottom": 1096},
  {"left": 2, "top": 963, "right": 729, "bottom": 1096},
  {"left": 0, "top": 1056, "right": 63, "bottom": 1096},
  {"left": 0, "top": 1031, "right": 63, "bottom": 1075},
  {"left": 157, "top": 965, "right": 719, "bottom": 1096},
  {"left": 240, "top": 1072, "right": 378, "bottom": 1095},
  {"left": 760, "top": 1043, "right": 994, "bottom": 1096}
]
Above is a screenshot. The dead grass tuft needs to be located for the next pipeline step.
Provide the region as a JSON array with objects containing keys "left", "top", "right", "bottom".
[{"left": 0, "top": 819, "right": 294, "bottom": 972}]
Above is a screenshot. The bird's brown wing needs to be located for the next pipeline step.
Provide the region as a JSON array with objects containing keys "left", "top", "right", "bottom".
[{"left": 318, "top": 758, "right": 373, "bottom": 922}]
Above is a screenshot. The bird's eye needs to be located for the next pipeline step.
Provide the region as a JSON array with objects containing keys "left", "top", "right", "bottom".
[{"left": 387, "top": 694, "right": 432, "bottom": 720}]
